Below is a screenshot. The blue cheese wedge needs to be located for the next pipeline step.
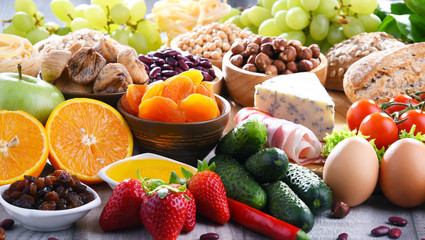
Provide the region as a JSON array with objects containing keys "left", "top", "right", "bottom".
[{"left": 254, "top": 72, "right": 335, "bottom": 140}]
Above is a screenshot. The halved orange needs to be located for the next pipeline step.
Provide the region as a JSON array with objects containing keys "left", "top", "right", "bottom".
[
  {"left": 45, "top": 98, "right": 133, "bottom": 184},
  {"left": 0, "top": 110, "right": 48, "bottom": 186}
]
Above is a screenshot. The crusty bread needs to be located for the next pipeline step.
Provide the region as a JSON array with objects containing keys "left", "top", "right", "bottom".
[
  {"left": 325, "top": 32, "right": 405, "bottom": 91},
  {"left": 343, "top": 42, "right": 425, "bottom": 104}
]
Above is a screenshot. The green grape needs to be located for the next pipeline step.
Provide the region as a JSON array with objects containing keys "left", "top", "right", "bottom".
[
  {"left": 111, "top": 29, "right": 130, "bottom": 44},
  {"left": 279, "top": 30, "right": 306, "bottom": 45},
  {"left": 85, "top": 5, "right": 108, "bottom": 29},
  {"left": 51, "top": 0, "right": 76, "bottom": 24},
  {"left": 220, "top": 8, "right": 241, "bottom": 23},
  {"left": 26, "top": 27, "right": 49, "bottom": 44},
  {"left": 226, "top": 15, "right": 245, "bottom": 29},
  {"left": 259, "top": 0, "right": 265, "bottom": 7},
  {"left": 128, "top": 0, "right": 146, "bottom": 22},
  {"left": 70, "top": 17, "right": 93, "bottom": 31},
  {"left": 350, "top": 0, "right": 377, "bottom": 14},
  {"left": 3, "top": 24, "right": 26, "bottom": 37},
  {"left": 274, "top": 10, "right": 293, "bottom": 32},
  {"left": 137, "top": 19, "right": 159, "bottom": 46},
  {"left": 91, "top": 0, "right": 124, "bottom": 12},
  {"left": 56, "top": 27, "right": 71, "bottom": 36},
  {"left": 248, "top": 6, "right": 273, "bottom": 27},
  {"left": 310, "top": 14, "right": 329, "bottom": 41},
  {"left": 357, "top": 13, "right": 381, "bottom": 32},
  {"left": 148, "top": 35, "right": 163, "bottom": 51},
  {"left": 286, "top": 7, "right": 310, "bottom": 30},
  {"left": 301, "top": 0, "right": 319, "bottom": 11},
  {"left": 110, "top": 4, "right": 131, "bottom": 24},
  {"left": 45, "top": 21, "right": 60, "bottom": 33},
  {"left": 14, "top": 0, "right": 37, "bottom": 16},
  {"left": 12, "top": 12, "right": 34, "bottom": 33},
  {"left": 287, "top": 0, "right": 302, "bottom": 9},
  {"left": 108, "top": 24, "right": 120, "bottom": 33},
  {"left": 315, "top": 0, "right": 340, "bottom": 19},
  {"left": 243, "top": 25, "right": 259, "bottom": 34},
  {"left": 259, "top": 18, "right": 283, "bottom": 36},
  {"left": 123, "top": 25, "right": 132, "bottom": 34},
  {"left": 327, "top": 23, "right": 346, "bottom": 45},
  {"left": 240, "top": 9, "right": 253, "bottom": 26},
  {"left": 75, "top": 4, "right": 89, "bottom": 18},
  {"left": 342, "top": 17, "right": 365, "bottom": 38},
  {"left": 129, "top": 32, "right": 149, "bottom": 54},
  {"left": 319, "top": 40, "right": 332, "bottom": 53},
  {"left": 304, "top": 33, "right": 315, "bottom": 46},
  {"left": 272, "top": 0, "right": 288, "bottom": 16},
  {"left": 33, "top": 11, "right": 45, "bottom": 26},
  {"left": 263, "top": 0, "right": 278, "bottom": 11}
]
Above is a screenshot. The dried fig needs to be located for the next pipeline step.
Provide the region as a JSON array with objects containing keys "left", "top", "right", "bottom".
[
  {"left": 94, "top": 63, "right": 132, "bottom": 93},
  {"left": 68, "top": 47, "right": 106, "bottom": 85},
  {"left": 95, "top": 38, "right": 119, "bottom": 63},
  {"left": 41, "top": 50, "right": 72, "bottom": 83},
  {"left": 117, "top": 47, "right": 148, "bottom": 84}
]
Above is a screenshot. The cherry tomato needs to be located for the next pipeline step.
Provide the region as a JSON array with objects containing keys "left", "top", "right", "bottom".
[
  {"left": 397, "top": 109, "right": 425, "bottom": 134},
  {"left": 359, "top": 112, "right": 399, "bottom": 150},
  {"left": 384, "top": 95, "right": 419, "bottom": 114},
  {"left": 346, "top": 99, "right": 381, "bottom": 131}
]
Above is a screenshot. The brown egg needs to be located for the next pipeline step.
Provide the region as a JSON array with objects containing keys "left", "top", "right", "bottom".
[
  {"left": 380, "top": 138, "right": 425, "bottom": 208},
  {"left": 323, "top": 137, "right": 379, "bottom": 207}
]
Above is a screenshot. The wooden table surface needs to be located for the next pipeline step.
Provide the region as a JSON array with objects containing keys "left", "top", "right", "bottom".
[{"left": 1, "top": 0, "right": 425, "bottom": 239}]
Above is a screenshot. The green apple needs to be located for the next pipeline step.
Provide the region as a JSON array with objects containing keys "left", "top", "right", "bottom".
[{"left": 0, "top": 68, "right": 65, "bottom": 124}]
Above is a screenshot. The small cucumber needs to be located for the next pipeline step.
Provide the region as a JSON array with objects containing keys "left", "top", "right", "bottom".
[
  {"left": 210, "top": 155, "right": 267, "bottom": 210},
  {"left": 265, "top": 181, "right": 314, "bottom": 233},
  {"left": 215, "top": 118, "right": 267, "bottom": 163},
  {"left": 244, "top": 147, "right": 289, "bottom": 183},
  {"left": 281, "top": 163, "right": 332, "bottom": 215}
]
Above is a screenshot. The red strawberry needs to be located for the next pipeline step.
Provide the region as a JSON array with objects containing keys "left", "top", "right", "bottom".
[
  {"left": 140, "top": 184, "right": 189, "bottom": 240},
  {"left": 99, "top": 179, "right": 145, "bottom": 231},
  {"left": 183, "top": 160, "right": 230, "bottom": 224},
  {"left": 170, "top": 182, "right": 196, "bottom": 232}
]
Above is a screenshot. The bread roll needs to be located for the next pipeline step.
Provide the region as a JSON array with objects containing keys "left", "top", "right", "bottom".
[
  {"left": 343, "top": 42, "right": 425, "bottom": 104},
  {"left": 325, "top": 32, "right": 405, "bottom": 91}
]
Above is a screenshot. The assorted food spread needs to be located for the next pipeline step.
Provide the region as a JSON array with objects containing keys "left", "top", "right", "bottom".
[{"left": 1, "top": 0, "right": 425, "bottom": 239}]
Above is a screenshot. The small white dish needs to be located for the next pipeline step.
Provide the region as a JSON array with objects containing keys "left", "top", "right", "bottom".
[
  {"left": 98, "top": 153, "right": 198, "bottom": 190},
  {"left": 0, "top": 183, "right": 101, "bottom": 232}
]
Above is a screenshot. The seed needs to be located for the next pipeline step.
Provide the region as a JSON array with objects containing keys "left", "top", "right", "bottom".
[
  {"left": 0, "top": 219, "right": 14, "bottom": 230},
  {"left": 389, "top": 228, "right": 402, "bottom": 239},
  {"left": 200, "top": 232, "right": 219, "bottom": 240},
  {"left": 337, "top": 233, "right": 348, "bottom": 240},
  {"left": 388, "top": 217, "right": 407, "bottom": 226},
  {"left": 371, "top": 226, "right": 390, "bottom": 236}
]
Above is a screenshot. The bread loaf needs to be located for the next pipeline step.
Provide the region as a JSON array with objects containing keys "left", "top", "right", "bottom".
[
  {"left": 325, "top": 32, "right": 405, "bottom": 91},
  {"left": 343, "top": 42, "right": 425, "bottom": 104}
]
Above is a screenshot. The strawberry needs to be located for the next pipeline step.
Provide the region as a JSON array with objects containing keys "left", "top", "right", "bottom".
[
  {"left": 140, "top": 184, "right": 189, "bottom": 240},
  {"left": 99, "top": 179, "right": 145, "bottom": 231},
  {"left": 182, "top": 159, "right": 230, "bottom": 224}
]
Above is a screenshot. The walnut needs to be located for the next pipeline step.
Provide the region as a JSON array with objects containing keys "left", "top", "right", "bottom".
[
  {"left": 68, "top": 47, "right": 106, "bottom": 85},
  {"left": 94, "top": 63, "right": 133, "bottom": 93}
]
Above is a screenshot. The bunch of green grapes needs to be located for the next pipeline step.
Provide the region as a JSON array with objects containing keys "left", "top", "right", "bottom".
[{"left": 224, "top": 0, "right": 381, "bottom": 52}]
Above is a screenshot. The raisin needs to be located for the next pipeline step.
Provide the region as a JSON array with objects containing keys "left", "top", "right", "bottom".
[
  {"left": 13, "top": 199, "right": 32, "bottom": 209},
  {"left": 38, "top": 201, "right": 56, "bottom": 210},
  {"left": 56, "top": 198, "right": 67, "bottom": 210},
  {"left": 44, "top": 191, "right": 59, "bottom": 201},
  {"left": 29, "top": 182, "right": 38, "bottom": 196},
  {"left": 80, "top": 192, "right": 95, "bottom": 204},
  {"left": 35, "top": 178, "right": 46, "bottom": 189},
  {"left": 37, "top": 187, "right": 51, "bottom": 198},
  {"left": 10, "top": 191, "right": 22, "bottom": 199},
  {"left": 24, "top": 175, "right": 37, "bottom": 182}
]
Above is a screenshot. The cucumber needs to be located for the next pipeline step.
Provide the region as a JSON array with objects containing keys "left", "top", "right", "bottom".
[
  {"left": 215, "top": 118, "right": 267, "bottom": 163},
  {"left": 244, "top": 147, "right": 289, "bottom": 183},
  {"left": 265, "top": 181, "right": 314, "bottom": 233},
  {"left": 210, "top": 155, "right": 267, "bottom": 210},
  {"left": 281, "top": 163, "right": 332, "bottom": 215}
]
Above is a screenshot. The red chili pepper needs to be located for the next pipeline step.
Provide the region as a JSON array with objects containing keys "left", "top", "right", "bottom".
[{"left": 227, "top": 198, "right": 310, "bottom": 240}]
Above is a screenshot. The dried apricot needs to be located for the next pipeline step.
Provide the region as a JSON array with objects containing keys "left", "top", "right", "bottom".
[
  {"left": 195, "top": 81, "right": 215, "bottom": 101},
  {"left": 141, "top": 80, "right": 165, "bottom": 102},
  {"left": 162, "top": 75, "right": 194, "bottom": 103},
  {"left": 125, "top": 84, "right": 148, "bottom": 114},
  {"left": 139, "top": 96, "right": 185, "bottom": 123},
  {"left": 179, "top": 93, "right": 220, "bottom": 123},
  {"left": 180, "top": 69, "right": 203, "bottom": 85},
  {"left": 121, "top": 95, "right": 137, "bottom": 116}
]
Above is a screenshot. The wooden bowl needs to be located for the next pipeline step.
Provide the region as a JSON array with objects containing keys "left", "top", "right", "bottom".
[
  {"left": 61, "top": 91, "right": 125, "bottom": 108},
  {"left": 211, "top": 65, "right": 223, "bottom": 95},
  {"left": 222, "top": 51, "right": 328, "bottom": 107},
  {"left": 117, "top": 94, "right": 231, "bottom": 167}
]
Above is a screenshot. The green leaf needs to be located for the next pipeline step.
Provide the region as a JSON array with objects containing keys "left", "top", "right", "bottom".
[
  {"left": 148, "top": 179, "right": 167, "bottom": 190},
  {"left": 157, "top": 187, "right": 169, "bottom": 199},
  {"left": 181, "top": 167, "right": 193, "bottom": 179},
  {"left": 409, "top": 14, "right": 425, "bottom": 42},
  {"left": 391, "top": 2, "right": 414, "bottom": 14},
  {"left": 399, "top": 125, "right": 425, "bottom": 142},
  {"left": 169, "top": 171, "right": 181, "bottom": 184},
  {"left": 378, "top": 14, "right": 414, "bottom": 42}
]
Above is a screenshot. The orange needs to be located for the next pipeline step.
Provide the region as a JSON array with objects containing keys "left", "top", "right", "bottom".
[
  {"left": 138, "top": 96, "right": 185, "bottom": 123},
  {"left": 45, "top": 98, "right": 133, "bottom": 184},
  {"left": 0, "top": 110, "right": 48, "bottom": 186},
  {"left": 179, "top": 93, "right": 220, "bottom": 122}
]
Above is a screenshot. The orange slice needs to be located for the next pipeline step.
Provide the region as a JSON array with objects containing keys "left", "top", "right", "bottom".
[
  {"left": 0, "top": 110, "right": 48, "bottom": 186},
  {"left": 45, "top": 98, "right": 133, "bottom": 184},
  {"left": 179, "top": 93, "right": 220, "bottom": 123}
]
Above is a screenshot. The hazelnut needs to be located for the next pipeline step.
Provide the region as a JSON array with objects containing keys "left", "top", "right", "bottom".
[
  {"left": 279, "top": 46, "right": 297, "bottom": 62},
  {"left": 261, "top": 36, "right": 273, "bottom": 44},
  {"left": 286, "top": 61, "right": 298, "bottom": 73},
  {"left": 311, "top": 58, "right": 320, "bottom": 68},
  {"left": 309, "top": 44, "right": 321, "bottom": 58},
  {"left": 242, "top": 63, "right": 257, "bottom": 72},
  {"left": 288, "top": 39, "right": 302, "bottom": 52},
  {"left": 297, "top": 47, "right": 313, "bottom": 60},
  {"left": 247, "top": 54, "right": 257, "bottom": 65},
  {"left": 265, "top": 65, "right": 278, "bottom": 75},
  {"left": 246, "top": 43, "right": 260, "bottom": 56},
  {"left": 297, "top": 59, "right": 314, "bottom": 71},
  {"left": 260, "top": 42, "right": 275, "bottom": 57},
  {"left": 331, "top": 202, "right": 350, "bottom": 218},
  {"left": 253, "top": 36, "right": 262, "bottom": 46},
  {"left": 231, "top": 42, "right": 245, "bottom": 55},
  {"left": 242, "top": 38, "right": 251, "bottom": 48},
  {"left": 240, "top": 51, "right": 248, "bottom": 60},
  {"left": 230, "top": 54, "right": 244, "bottom": 67},
  {"left": 255, "top": 53, "right": 272, "bottom": 72},
  {"left": 272, "top": 59, "right": 286, "bottom": 73},
  {"left": 283, "top": 69, "right": 293, "bottom": 74},
  {"left": 272, "top": 38, "right": 287, "bottom": 52}
]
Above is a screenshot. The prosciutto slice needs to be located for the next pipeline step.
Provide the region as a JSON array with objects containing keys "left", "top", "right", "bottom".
[{"left": 235, "top": 107, "right": 323, "bottom": 165}]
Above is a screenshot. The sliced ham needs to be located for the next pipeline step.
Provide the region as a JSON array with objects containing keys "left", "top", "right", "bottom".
[{"left": 235, "top": 107, "right": 324, "bottom": 165}]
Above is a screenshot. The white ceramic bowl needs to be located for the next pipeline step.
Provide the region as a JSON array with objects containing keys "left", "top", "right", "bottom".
[
  {"left": 98, "top": 153, "right": 198, "bottom": 190},
  {"left": 0, "top": 183, "right": 101, "bottom": 232}
]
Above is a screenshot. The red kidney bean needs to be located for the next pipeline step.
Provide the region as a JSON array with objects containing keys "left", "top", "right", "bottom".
[
  {"left": 0, "top": 219, "right": 14, "bottom": 230},
  {"left": 164, "top": 49, "right": 179, "bottom": 57},
  {"left": 371, "top": 226, "right": 390, "bottom": 236},
  {"left": 194, "top": 66, "right": 204, "bottom": 71},
  {"left": 389, "top": 228, "right": 402, "bottom": 239},
  {"left": 138, "top": 55, "right": 154, "bottom": 65},
  {"left": 192, "top": 57, "right": 200, "bottom": 65},
  {"left": 200, "top": 233, "right": 219, "bottom": 240},
  {"left": 165, "top": 56, "right": 178, "bottom": 66},
  {"left": 200, "top": 60, "right": 212, "bottom": 68},
  {"left": 161, "top": 64, "right": 173, "bottom": 70},
  {"left": 176, "top": 55, "right": 189, "bottom": 61},
  {"left": 208, "top": 68, "right": 216, "bottom": 78},
  {"left": 152, "top": 52, "right": 164, "bottom": 58},
  {"left": 162, "top": 70, "right": 178, "bottom": 77},
  {"left": 142, "top": 62, "right": 150, "bottom": 72},
  {"left": 149, "top": 67, "right": 161, "bottom": 79},
  {"left": 337, "top": 233, "right": 348, "bottom": 240},
  {"left": 153, "top": 57, "right": 166, "bottom": 65},
  {"left": 178, "top": 60, "right": 189, "bottom": 71},
  {"left": 388, "top": 217, "right": 408, "bottom": 226},
  {"left": 174, "top": 66, "right": 183, "bottom": 74},
  {"left": 202, "top": 71, "right": 213, "bottom": 81},
  {"left": 185, "top": 61, "right": 195, "bottom": 68}
]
